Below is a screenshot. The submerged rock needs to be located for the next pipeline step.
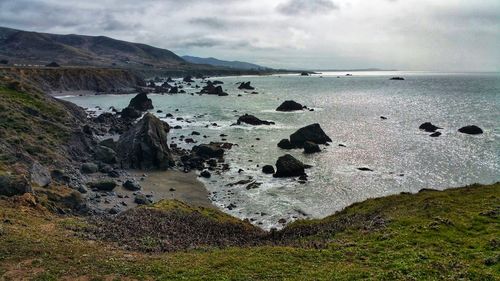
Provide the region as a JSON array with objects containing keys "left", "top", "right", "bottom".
[
  {"left": 237, "top": 114, "right": 274, "bottom": 126},
  {"left": 290, "top": 123, "right": 332, "bottom": 148},
  {"left": 458, "top": 125, "right": 483, "bottom": 135},
  {"left": 128, "top": 92, "right": 153, "bottom": 111},
  {"left": 419, "top": 122, "right": 441, "bottom": 132},
  {"left": 117, "top": 113, "right": 174, "bottom": 170},
  {"left": 274, "top": 154, "right": 307, "bottom": 178},
  {"left": 276, "top": 100, "right": 304, "bottom": 112}
]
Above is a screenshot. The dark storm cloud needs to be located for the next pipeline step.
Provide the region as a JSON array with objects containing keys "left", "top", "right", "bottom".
[{"left": 277, "top": 0, "right": 339, "bottom": 15}]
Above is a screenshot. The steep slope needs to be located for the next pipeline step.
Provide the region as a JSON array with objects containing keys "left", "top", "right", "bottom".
[
  {"left": 0, "top": 26, "right": 185, "bottom": 68},
  {"left": 182, "top": 55, "right": 270, "bottom": 70}
]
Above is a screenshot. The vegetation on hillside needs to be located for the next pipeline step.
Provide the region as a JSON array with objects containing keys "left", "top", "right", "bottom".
[{"left": 0, "top": 183, "right": 498, "bottom": 280}]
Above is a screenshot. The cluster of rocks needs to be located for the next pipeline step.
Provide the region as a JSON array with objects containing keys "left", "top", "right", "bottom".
[
  {"left": 276, "top": 100, "right": 313, "bottom": 112},
  {"left": 419, "top": 122, "right": 483, "bottom": 137}
]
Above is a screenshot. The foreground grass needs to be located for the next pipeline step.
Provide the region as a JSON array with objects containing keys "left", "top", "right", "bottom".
[{"left": 0, "top": 183, "right": 499, "bottom": 280}]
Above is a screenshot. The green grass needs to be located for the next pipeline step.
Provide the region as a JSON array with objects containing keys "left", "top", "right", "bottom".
[{"left": 0, "top": 183, "right": 498, "bottom": 280}]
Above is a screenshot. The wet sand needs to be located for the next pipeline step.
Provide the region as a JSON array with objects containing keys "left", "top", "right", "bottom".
[
  {"left": 95, "top": 170, "right": 213, "bottom": 212},
  {"left": 130, "top": 170, "right": 212, "bottom": 208}
]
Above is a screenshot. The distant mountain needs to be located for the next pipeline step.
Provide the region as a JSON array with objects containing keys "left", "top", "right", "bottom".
[
  {"left": 182, "top": 55, "right": 270, "bottom": 70},
  {"left": 0, "top": 26, "right": 186, "bottom": 68}
]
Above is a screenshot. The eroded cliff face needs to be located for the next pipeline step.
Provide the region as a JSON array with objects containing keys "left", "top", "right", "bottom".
[{"left": 1, "top": 67, "right": 146, "bottom": 93}]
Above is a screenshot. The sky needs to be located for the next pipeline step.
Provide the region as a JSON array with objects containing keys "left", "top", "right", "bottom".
[{"left": 0, "top": 0, "right": 499, "bottom": 71}]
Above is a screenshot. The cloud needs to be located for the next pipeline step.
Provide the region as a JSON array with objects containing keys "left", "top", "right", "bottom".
[
  {"left": 277, "top": 0, "right": 339, "bottom": 15},
  {"left": 0, "top": 0, "right": 498, "bottom": 71}
]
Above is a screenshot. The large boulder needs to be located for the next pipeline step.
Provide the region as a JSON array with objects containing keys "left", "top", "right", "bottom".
[
  {"left": 276, "top": 100, "right": 304, "bottom": 111},
  {"left": 192, "top": 144, "right": 224, "bottom": 159},
  {"left": 94, "top": 145, "right": 117, "bottom": 164},
  {"left": 289, "top": 123, "right": 332, "bottom": 148},
  {"left": 0, "top": 173, "right": 32, "bottom": 196},
  {"left": 274, "top": 154, "right": 306, "bottom": 178},
  {"left": 458, "top": 125, "right": 483, "bottom": 135},
  {"left": 201, "top": 82, "right": 228, "bottom": 96},
  {"left": 120, "top": 107, "right": 141, "bottom": 119},
  {"left": 303, "top": 141, "right": 321, "bottom": 154},
  {"left": 89, "top": 181, "right": 117, "bottom": 191},
  {"left": 128, "top": 93, "right": 153, "bottom": 111},
  {"left": 419, "top": 122, "right": 441, "bottom": 132},
  {"left": 277, "top": 139, "right": 295, "bottom": 149},
  {"left": 237, "top": 114, "right": 274, "bottom": 126},
  {"left": 30, "top": 162, "right": 51, "bottom": 187},
  {"left": 81, "top": 163, "right": 99, "bottom": 174},
  {"left": 117, "top": 113, "right": 174, "bottom": 170}
]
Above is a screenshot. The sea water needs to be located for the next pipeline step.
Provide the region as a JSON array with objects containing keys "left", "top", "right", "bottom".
[{"left": 61, "top": 71, "right": 500, "bottom": 229}]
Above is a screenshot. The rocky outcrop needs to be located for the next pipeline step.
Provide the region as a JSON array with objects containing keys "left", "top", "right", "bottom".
[
  {"left": 278, "top": 139, "right": 295, "bottom": 149},
  {"left": 303, "top": 141, "right": 321, "bottom": 154},
  {"left": 289, "top": 124, "right": 332, "bottom": 148},
  {"left": 128, "top": 93, "right": 153, "bottom": 111},
  {"left": 237, "top": 114, "right": 274, "bottom": 126},
  {"left": 192, "top": 144, "right": 224, "bottom": 159},
  {"left": 120, "top": 107, "right": 141, "bottom": 120},
  {"left": 0, "top": 174, "right": 31, "bottom": 196},
  {"left": 458, "top": 125, "right": 483, "bottom": 135},
  {"left": 29, "top": 161, "right": 51, "bottom": 187},
  {"left": 274, "top": 154, "right": 307, "bottom": 178},
  {"left": 201, "top": 82, "right": 228, "bottom": 96},
  {"left": 419, "top": 122, "right": 441, "bottom": 133},
  {"left": 276, "top": 100, "right": 304, "bottom": 111},
  {"left": 262, "top": 165, "right": 275, "bottom": 174},
  {"left": 117, "top": 113, "right": 174, "bottom": 170},
  {"left": 238, "top": 82, "right": 255, "bottom": 90}
]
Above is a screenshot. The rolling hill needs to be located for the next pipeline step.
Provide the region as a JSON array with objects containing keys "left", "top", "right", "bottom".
[{"left": 182, "top": 55, "right": 270, "bottom": 70}]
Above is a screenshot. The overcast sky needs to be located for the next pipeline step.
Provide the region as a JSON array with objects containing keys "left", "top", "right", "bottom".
[{"left": 1, "top": 0, "right": 499, "bottom": 71}]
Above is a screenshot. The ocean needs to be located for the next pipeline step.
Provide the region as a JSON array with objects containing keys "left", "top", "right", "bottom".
[{"left": 60, "top": 71, "right": 500, "bottom": 229}]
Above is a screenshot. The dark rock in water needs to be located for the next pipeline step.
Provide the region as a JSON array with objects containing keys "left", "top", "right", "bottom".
[
  {"left": 117, "top": 113, "right": 174, "bottom": 170},
  {"left": 201, "top": 82, "right": 228, "bottom": 96},
  {"left": 290, "top": 123, "right": 332, "bottom": 148},
  {"left": 200, "top": 170, "right": 211, "bottom": 178},
  {"left": 380, "top": 116, "right": 387, "bottom": 120},
  {"left": 274, "top": 154, "right": 307, "bottom": 178},
  {"left": 123, "top": 180, "right": 141, "bottom": 191},
  {"left": 129, "top": 93, "right": 153, "bottom": 111},
  {"left": 303, "top": 141, "right": 321, "bottom": 154},
  {"left": 246, "top": 181, "right": 262, "bottom": 190},
  {"left": 237, "top": 114, "right": 274, "bottom": 126},
  {"left": 120, "top": 107, "right": 141, "bottom": 119},
  {"left": 165, "top": 113, "right": 173, "bottom": 118},
  {"left": 262, "top": 165, "right": 275, "bottom": 174},
  {"left": 45, "top": 61, "right": 60, "bottom": 67},
  {"left": 357, "top": 167, "right": 373, "bottom": 172},
  {"left": 183, "top": 76, "right": 194, "bottom": 83},
  {"left": 89, "top": 181, "right": 117, "bottom": 191},
  {"left": 430, "top": 132, "right": 441, "bottom": 137},
  {"left": 29, "top": 162, "right": 51, "bottom": 187},
  {"left": 191, "top": 131, "right": 201, "bottom": 135},
  {"left": 81, "top": 163, "right": 98, "bottom": 174},
  {"left": 390, "top": 77, "right": 405, "bottom": 80},
  {"left": 238, "top": 81, "right": 255, "bottom": 90},
  {"left": 300, "top": 72, "right": 310, "bottom": 76},
  {"left": 276, "top": 100, "right": 304, "bottom": 111},
  {"left": 0, "top": 174, "right": 31, "bottom": 196},
  {"left": 277, "top": 139, "right": 295, "bottom": 149},
  {"left": 419, "top": 122, "right": 441, "bottom": 132},
  {"left": 169, "top": 87, "right": 179, "bottom": 94},
  {"left": 94, "top": 145, "right": 117, "bottom": 164},
  {"left": 192, "top": 144, "right": 224, "bottom": 158},
  {"left": 458, "top": 125, "right": 483, "bottom": 135},
  {"left": 134, "top": 194, "right": 150, "bottom": 205}
]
